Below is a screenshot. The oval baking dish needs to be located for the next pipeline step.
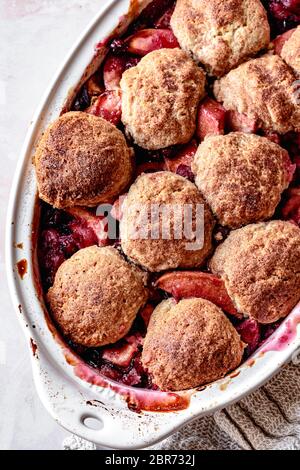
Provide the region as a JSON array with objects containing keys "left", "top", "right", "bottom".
[{"left": 6, "top": 0, "right": 300, "bottom": 449}]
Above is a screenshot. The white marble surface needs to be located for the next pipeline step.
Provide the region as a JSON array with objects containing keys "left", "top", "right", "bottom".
[{"left": 0, "top": 0, "right": 111, "bottom": 450}]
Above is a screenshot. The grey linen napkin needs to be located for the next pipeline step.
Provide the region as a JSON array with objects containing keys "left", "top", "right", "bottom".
[
  {"left": 152, "top": 362, "right": 300, "bottom": 451},
  {"left": 63, "top": 361, "right": 300, "bottom": 450}
]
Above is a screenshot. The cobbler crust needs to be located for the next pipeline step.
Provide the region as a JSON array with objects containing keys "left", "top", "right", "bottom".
[
  {"left": 47, "top": 246, "right": 148, "bottom": 347},
  {"left": 210, "top": 221, "right": 300, "bottom": 324},
  {"left": 120, "top": 171, "right": 215, "bottom": 272},
  {"left": 281, "top": 26, "right": 300, "bottom": 77},
  {"left": 35, "top": 112, "right": 134, "bottom": 209},
  {"left": 170, "top": 0, "right": 270, "bottom": 78},
  {"left": 120, "top": 48, "right": 206, "bottom": 150},
  {"left": 192, "top": 132, "right": 291, "bottom": 228},
  {"left": 141, "top": 298, "right": 244, "bottom": 391},
  {"left": 214, "top": 54, "right": 300, "bottom": 134}
]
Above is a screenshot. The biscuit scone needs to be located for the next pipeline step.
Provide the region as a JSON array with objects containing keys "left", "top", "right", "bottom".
[
  {"left": 280, "top": 26, "right": 300, "bottom": 77},
  {"left": 142, "top": 298, "right": 244, "bottom": 391},
  {"left": 120, "top": 48, "right": 206, "bottom": 150},
  {"left": 120, "top": 172, "right": 214, "bottom": 272},
  {"left": 170, "top": 0, "right": 270, "bottom": 78},
  {"left": 47, "top": 246, "right": 148, "bottom": 347},
  {"left": 214, "top": 54, "right": 300, "bottom": 134},
  {"left": 210, "top": 221, "right": 300, "bottom": 324},
  {"left": 35, "top": 112, "right": 134, "bottom": 208},
  {"left": 192, "top": 133, "right": 292, "bottom": 228}
]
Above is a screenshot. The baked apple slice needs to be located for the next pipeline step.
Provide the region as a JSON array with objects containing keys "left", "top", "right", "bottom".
[
  {"left": 103, "top": 55, "right": 125, "bottom": 90},
  {"left": 164, "top": 140, "right": 197, "bottom": 181},
  {"left": 66, "top": 222, "right": 98, "bottom": 250},
  {"left": 111, "top": 194, "right": 127, "bottom": 222},
  {"left": 164, "top": 140, "right": 197, "bottom": 172},
  {"left": 86, "top": 90, "right": 122, "bottom": 126},
  {"left": 273, "top": 28, "right": 296, "bottom": 54},
  {"left": 155, "top": 271, "right": 241, "bottom": 318},
  {"left": 66, "top": 207, "right": 109, "bottom": 247},
  {"left": 226, "top": 110, "right": 258, "bottom": 133},
  {"left": 126, "top": 29, "right": 179, "bottom": 56},
  {"left": 102, "top": 342, "right": 139, "bottom": 368},
  {"left": 197, "top": 98, "right": 226, "bottom": 141},
  {"left": 102, "top": 331, "right": 143, "bottom": 369},
  {"left": 103, "top": 54, "right": 139, "bottom": 90}
]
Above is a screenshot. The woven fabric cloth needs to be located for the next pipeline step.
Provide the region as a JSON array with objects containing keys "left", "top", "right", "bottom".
[{"left": 151, "top": 362, "right": 300, "bottom": 451}]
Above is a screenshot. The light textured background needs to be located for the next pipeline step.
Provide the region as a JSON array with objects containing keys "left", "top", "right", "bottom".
[{"left": 0, "top": 0, "right": 111, "bottom": 450}]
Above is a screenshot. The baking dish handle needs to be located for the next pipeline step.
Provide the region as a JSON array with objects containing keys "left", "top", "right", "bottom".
[{"left": 31, "top": 347, "right": 185, "bottom": 449}]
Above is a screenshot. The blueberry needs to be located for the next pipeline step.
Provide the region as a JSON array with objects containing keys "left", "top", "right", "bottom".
[{"left": 72, "top": 86, "right": 90, "bottom": 111}]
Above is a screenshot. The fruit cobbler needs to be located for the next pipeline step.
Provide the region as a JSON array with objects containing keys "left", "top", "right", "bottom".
[{"left": 36, "top": 0, "right": 300, "bottom": 392}]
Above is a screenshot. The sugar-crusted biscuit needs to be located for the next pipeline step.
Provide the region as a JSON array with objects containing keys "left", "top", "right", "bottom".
[
  {"left": 192, "top": 132, "right": 292, "bottom": 228},
  {"left": 214, "top": 54, "right": 300, "bottom": 134},
  {"left": 142, "top": 298, "right": 244, "bottom": 391},
  {"left": 35, "top": 112, "right": 134, "bottom": 208},
  {"left": 170, "top": 0, "right": 270, "bottom": 77},
  {"left": 210, "top": 221, "right": 300, "bottom": 323},
  {"left": 120, "top": 172, "right": 214, "bottom": 272},
  {"left": 47, "top": 246, "right": 148, "bottom": 347},
  {"left": 120, "top": 48, "right": 206, "bottom": 150}
]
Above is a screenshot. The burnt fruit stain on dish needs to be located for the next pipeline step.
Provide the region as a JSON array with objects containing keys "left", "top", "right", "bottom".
[
  {"left": 13, "top": 242, "right": 24, "bottom": 249},
  {"left": 30, "top": 338, "right": 38, "bottom": 357},
  {"left": 17, "top": 259, "right": 28, "bottom": 280}
]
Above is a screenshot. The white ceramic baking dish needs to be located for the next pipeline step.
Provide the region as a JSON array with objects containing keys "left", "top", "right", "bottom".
[{"left": 6, "top": 0, "right": 300, "bottom": 450}]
